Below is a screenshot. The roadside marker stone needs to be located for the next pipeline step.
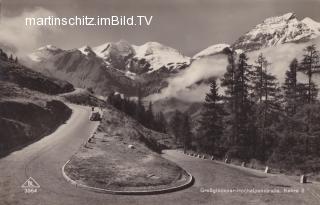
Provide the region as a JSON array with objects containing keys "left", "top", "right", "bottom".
[
  {"left": 225, "top": 158, "right": 230, "bottom": 164},
  {"left": 300, "top": 175, "right": 307, "bottom": 184},
  {"left": 128, "top": 144, "right": 135, "bottom": 149},
  {"left": 211, "top": 156, "right": 214, "bottom": 160},
  {"left": 264, "top": 166, "right": 270, "bottom": 173},
  {"left": 241, "top": 162, "right": 246, "bottom": 167}
]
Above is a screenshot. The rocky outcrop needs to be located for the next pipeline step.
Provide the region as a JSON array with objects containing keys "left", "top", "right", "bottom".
[
  {"left": 0, "top": 59, "right": 74, "bottom": 95},
  {"left": 0, "top": 100, "right": 72, "bottom": 157}
]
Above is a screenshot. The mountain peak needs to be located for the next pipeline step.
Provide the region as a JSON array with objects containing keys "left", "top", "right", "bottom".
[
  {"left": 233, "top": 13, "right": 320, "bottom": 51},
  {"left": 302, "top": 17, "right": 320, "bottom": 30},
  {"left": 78, "top": 45, "right": 95, "bottom": 56},
  {"left": 38, "top": 45, "right": 60, "bottom": 51},
  {"left": 92, "top": 40, "right": 190, "bottom": 72},
  {"left": 193, "top": 43, "right": 230, "bottom": 59},
  {"left": 133, "top": 41, "right": 190, "bottom": 72},
  {"left": 262, "top": 12, "right": 296, "bottom": 24},
  {"left": 92, "top": 40, "right": 134, "bottom": 61},
  {"left": 141, "top": 41, "right": 163, "bottom": 47}
]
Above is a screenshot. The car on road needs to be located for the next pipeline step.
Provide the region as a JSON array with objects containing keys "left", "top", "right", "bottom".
[{"left": 89, "top": 112, "right": 101, "bottom": 121}]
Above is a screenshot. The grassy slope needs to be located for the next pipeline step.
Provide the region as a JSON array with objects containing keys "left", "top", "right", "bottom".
[
  {"left": 65, "top": 105, "right": 188, "bottom": 191},
  {"left": 59, "top": 88, "right": 106, "bottom": 107},
  {"left": 0, "top": 58, "right": 73, "bottom": 157}
]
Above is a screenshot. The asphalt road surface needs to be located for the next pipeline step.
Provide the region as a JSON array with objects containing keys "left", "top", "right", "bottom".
[{"left": 1, "top": 104, "right": 320, "bottom": 205}]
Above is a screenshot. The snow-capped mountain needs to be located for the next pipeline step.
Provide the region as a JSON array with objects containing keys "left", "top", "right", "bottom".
[
  {"left": 90, "top": 40, "right": 190, "bottom": 73},
  {"left": 150, "top": 12, "right": 320, "bottom": 106},
  {"left": 26, "top": 40, "right": 191, "bottom": 96},
  {"left": 27, "top": 45, "right": 138, "bottom": 96},
  {"left": 78, "top": 45, "right": 96, "bottom": 57},
  {"left": 93, "top": 40, "right": 135, "bottom": 60},
  {"left": 193, "top": 44, "right": 230, "bottom": 59},
  {"left": 132, "top": 42, "right": 190, "bottom": 72},
  {"left": 92, "top": 40, "right": 135, "bottom": 69},
  {"left": 25, "top": 13, "right": 320, "bottom": 101},
  {"left": 233, "top": 12, "right": 320, "bottom": 51},
  {"left": 28, "top": 45, "right": 63, "bottom": 62}
]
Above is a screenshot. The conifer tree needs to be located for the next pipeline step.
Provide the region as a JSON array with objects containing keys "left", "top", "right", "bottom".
[
  {"left": 221, "top": 48, "right": 237, "bottom": 112},
  {"left": 251, "top": 53, "right": 268, "bottom": 102},
  {"left": 297, "top": 45, "right": 320, "bottom": 153},
  {"left": 221, "top": 49, "right": 238, "bottom": 145},
  {"left": 251, "top": 54, "right": 281, "bottom": 160},
  {"left": 197, "top": 79, "right": 225, "bottom": 155},
  {"left": 169, "top": 110, "right": 183, "bottom": 143},
  {"left": 135, "top": 86, "right": 145, "bottom": 123},
  {"left": 155, "top": 112, "right": 167, "bottom": 133},
  {"left": 234, "top": 53, "right": 256, "bottom": 155},
  {"left": 298, "top": 45, "right": 320, "bottom": 104},
  {"left": 181, "top": 115, "right": 192, "bottom": 153},
  {"left": 283, "top": 58, "right": 299, "bottom": 116},
  {"left": 145, "top": 102, "right": 155, "bottom": 129}
]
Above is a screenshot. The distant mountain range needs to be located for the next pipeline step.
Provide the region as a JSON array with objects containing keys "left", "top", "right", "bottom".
[
  {"left": 25, "top": 13, "right": 320, "bottom": 101},
  {"left": 26, "top": 40, "right": 190, "bottom": 96}
]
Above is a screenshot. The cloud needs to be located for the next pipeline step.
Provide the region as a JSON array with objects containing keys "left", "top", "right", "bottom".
[
  {"left": 147, "top": 54, "right": 228, "bottom": 102},
  {"left": 148, "top": 37, "right": 320, "bottom": 102},
  {"left": 0, "top": 7, "right": 59, "bottom": 56},
  {"left": 247, "top": 37, "right": 320, "bottom": 83}
]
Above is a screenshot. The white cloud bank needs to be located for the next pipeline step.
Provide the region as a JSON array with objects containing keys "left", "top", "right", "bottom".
[
  {"left": 147, "top": 54, "right": 228, "bottom": 102},
  {"left": 0, "top": 7, "right": 58, "bottom": 56},
  {"left": 148, "top": 38, "right": 320, "bottom": 102}
]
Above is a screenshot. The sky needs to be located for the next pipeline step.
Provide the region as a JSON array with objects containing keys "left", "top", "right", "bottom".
[{"left": 1, "top": 0, "right": 320, "bottom": 56}]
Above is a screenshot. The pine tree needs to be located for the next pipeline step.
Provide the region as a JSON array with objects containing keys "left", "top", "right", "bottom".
[
  {"left": 234, "top": 53, "right": 256, "bottom": 156},
  {"left": 198, "top": 79, "right": 225, "bottom": 156},
  {"left": 251, "top": 54, "right": 281, "bottom": 160},
  {"left": 145, "top": 102, "right": 155, "bottom": 129},
  {"left": 169, "top": 110, "right": 183, "bottom": 143},
  {"left": 221, "top": 52, "right": 255, "bottom": 158},
  {"left": 235, "top": 53, "right": 251, "bottom": 107},
  {"left": 298, "top": 45, "right": 320, "bottom": 104},
  {"left": 155, "top": 112, "right": 167, "bottom": 133},
  {"left": 221, "top": 48, "right": 237, "bottom": 111},
  {"left": 251, "top": 53, "right": 268, "bottom": 102},
  {"left": 0, "top": 49, "right": 8, "bottom": 60},
  {"left": 296, "top": 45, "right": 320, "bottom": 154},
  {"left": 135, "top": 86, "right": 145, "bottom": 123},
  {"left": 281, "top": 58, "right": 300, "bottom": 142},
  {"left": 181, "top": 115, "right": 192, "bottom": 153},
  {"left": 283, "top": 58, "right": 299, "bottom": 116},
  {"left": 220, "top": 53, "right": 257, "bottom": 159},
  {"left": 221, "top": 49, "right": 238, "bottom": 145}
]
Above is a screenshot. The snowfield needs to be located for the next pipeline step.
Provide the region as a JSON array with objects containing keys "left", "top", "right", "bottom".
[
  {"left": 193, "top": 43, "right": 230, "bottom": 59},
  {"left": 132, "top": 42, "right": 190, "bottom": 72},
  {"left": 233, "top": 12, "right": 320, "bottom": 50}
]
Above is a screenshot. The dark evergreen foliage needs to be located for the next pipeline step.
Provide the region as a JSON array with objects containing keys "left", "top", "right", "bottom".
[
  {"left": 193, "top": 45, "right": 320, "bottom": 172},
  {"left": 197, "top": 79, "right": 225, "bottom": 156},
  {"left": 107, "top": 92, "right": 167, "bottom": 133}
]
